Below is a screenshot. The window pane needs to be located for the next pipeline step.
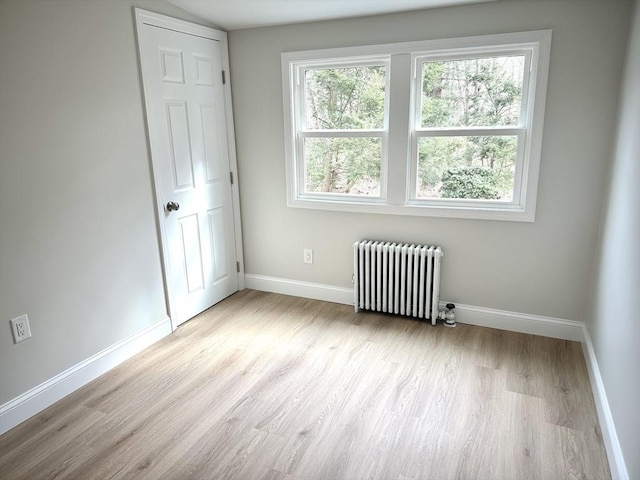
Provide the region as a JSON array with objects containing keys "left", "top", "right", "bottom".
[
  {"left": 304, "top": 66, "right": 386, "bottom": 130},
  {"left": 421, "top": 56, "right": 525, "bottom": 128},
  {"left": 417, "top": 136, "right": 517, "bottom": 201},
  {"left": 303, "top": 137, "right": 381, "bottom": 196}
]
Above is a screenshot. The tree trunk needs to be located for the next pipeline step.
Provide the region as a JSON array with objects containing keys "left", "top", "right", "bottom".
[{"left": 322, "top": 151, "right": 333, "bottom": 192}]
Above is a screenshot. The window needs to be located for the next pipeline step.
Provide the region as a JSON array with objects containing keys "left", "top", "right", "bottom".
[
  {"left": 282, "top": 31, "right": 552, "bottom": 221},
  {"left": 299, "top": 61, "right": 388, "bottom": 198}
]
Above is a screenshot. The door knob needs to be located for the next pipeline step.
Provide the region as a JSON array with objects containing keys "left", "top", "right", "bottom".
[{"left": 166, "top": 201, "right": 180, "bottom": 212}]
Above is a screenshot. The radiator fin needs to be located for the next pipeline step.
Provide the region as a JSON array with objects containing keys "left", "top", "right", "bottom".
[{"left": 353, "top": 240, "right": 443, "bottom": 325}]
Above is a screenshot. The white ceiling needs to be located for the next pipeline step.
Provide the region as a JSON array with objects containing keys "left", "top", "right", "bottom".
[{"left": 166, "top": 0, "right": 496, "bottom": 30}]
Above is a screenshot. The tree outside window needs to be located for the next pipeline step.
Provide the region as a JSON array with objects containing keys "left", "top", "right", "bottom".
[
  {"left": 302, "top": 64, "right": 386, "bottom": 197},
  {"left": 417, "top": 56, "right": 525, "bottom": 201}
]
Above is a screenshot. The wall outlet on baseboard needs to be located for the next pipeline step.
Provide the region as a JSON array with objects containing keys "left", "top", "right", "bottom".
[{"left": 10, "top": 314, "right": 32, "bottom": 343}]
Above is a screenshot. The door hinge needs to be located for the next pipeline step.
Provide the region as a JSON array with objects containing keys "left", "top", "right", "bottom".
[
  {"left": 222, "top": 70, "right": 226, "bottom": 85},
  {"left": 230, "top": 171, "right": 234, "bottom": 184},
  {"left": 236, "top": 261, "right": 240, "bottom": 272}
]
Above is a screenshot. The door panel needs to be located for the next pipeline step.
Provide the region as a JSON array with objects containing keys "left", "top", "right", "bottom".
[
  {"left": 166, "top": 101, "right": 195, "bottom": 189},
  {"left": 200, "top": 105, "right": 223, "bottom": 184},
  {"left": 138, "top": 19, "right": 239, "bottom": 327},
  {"left": 178, "top": 213, "right": 205, "bottom": 293},
  {"left": 208, "top": 207, "right": 229, "bottom": 282}
]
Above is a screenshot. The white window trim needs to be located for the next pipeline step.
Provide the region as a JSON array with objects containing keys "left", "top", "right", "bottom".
[
  {"left": 294, "top": 57, "right": 390, "bottom": 203},
  {"left": 281, "top": 30, "right": 552, "bottom": 222}
]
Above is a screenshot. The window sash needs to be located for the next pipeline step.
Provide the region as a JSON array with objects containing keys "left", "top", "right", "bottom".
[
  {"left": 300, "top": 61, "right": 389, "bottom": 132},
  {"left": 414, "top": 127, "right": 525, "bottom": 137},
  {"left": 293, "top": 59, "right": 390, "bottom": 201},
  {"left": 300, "top": 129, "right": 385, "bottom": 137},
  {"left": 413, "top": 49, "right": 533, "bottom": 130},
  {"left": 407, "top": 130, "right": 526, "bottom": 207},
  {"left": 408, "top": 47, "right": 533, "bottom": 209},
  {"left": 296, "top": 132, "right": 387, "bottom": 200}
]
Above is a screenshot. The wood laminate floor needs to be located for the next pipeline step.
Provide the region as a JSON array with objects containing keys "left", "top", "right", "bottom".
[{"left": 0, "top": 290, "right": 610, "bottom": 480}]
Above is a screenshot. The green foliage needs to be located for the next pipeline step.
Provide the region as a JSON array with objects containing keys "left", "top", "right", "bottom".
[
  {"left": 417, "top": 56, "right": 524, "bottom": 200},
  {"left": 417, "top": 135, "right": 517, "bottom": 200},
  {"left": 302, "top": 56, "right": 524, "bottom": 198},
  {"left": 305, "top": 137, "right": 381, "bottom": 195},
  {"left": 440, "top": 167, "right": 501, "bottom": 200},
  {"left": 305, "top": 66, "right": 385, "bottom": 130},
  {"left": 304, "top": 66, "right": 385, "bottom": 194},
  {"left": 421, "top": 56, "right": 523, "bottom": 128}
]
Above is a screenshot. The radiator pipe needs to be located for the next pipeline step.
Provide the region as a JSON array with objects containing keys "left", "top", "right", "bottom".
[{"left": 440, "top": 303, "right": 456, "bottom": 327}]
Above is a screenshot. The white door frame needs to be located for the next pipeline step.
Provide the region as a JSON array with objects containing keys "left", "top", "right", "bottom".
[{"left": 135, "top": 8, "right": 245, "bottom": 331}]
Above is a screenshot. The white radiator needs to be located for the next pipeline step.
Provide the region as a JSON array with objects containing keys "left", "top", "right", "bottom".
[{"left": 353, "top": 241, "right": 443, "bottom": 325}]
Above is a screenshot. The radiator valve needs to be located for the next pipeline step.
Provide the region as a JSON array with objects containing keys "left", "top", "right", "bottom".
[{"left": 439, "top": 303, "right": 456, "bottom": 328}]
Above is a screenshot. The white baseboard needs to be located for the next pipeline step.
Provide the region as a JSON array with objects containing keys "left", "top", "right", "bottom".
[
  {"left": 245, "top": 274, "right": 354, "bottom": 305},
  {"left": 441, "top": 302, "right": 585, "bottom": 342},
  {"left": 582, "top": 327, "right": 629, "bottom": 480},
  {"left": 244, "top": 274, "right": 583, "bottom": 341},
  {"left": 0, "top": 316, "right": 172, "bottom": 435}
]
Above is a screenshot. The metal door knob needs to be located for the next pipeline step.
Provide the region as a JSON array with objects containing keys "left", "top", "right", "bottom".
[{"left": 166, "top": 201, "right": 180, "bottom": 212}]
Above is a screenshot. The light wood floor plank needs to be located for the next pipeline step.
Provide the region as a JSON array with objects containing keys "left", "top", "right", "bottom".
[{"left": 0, "top": 290, "right": 609, "bottom": 479}]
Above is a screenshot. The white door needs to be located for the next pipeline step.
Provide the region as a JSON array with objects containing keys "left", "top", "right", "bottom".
[{"left": 136, "top": 11, "right": 240, "bottom": 328}]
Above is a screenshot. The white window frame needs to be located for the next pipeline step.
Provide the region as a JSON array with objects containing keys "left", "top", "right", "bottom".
[
  {"left": 293, "top": 57, "right": 390, "bottom": 203},
  {"left": 408, "top": 47, "right": 533, "bottom": 210},
  {"left": 282, "top": 30, "right": 552, "bottom": 222}
]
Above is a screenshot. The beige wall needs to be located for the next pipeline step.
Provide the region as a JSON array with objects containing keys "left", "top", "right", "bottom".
[
  {"left": 588, "top": 1, "right": 640, "bottom": 477},
  {"left": 0, "top": 0, "right": 214, "bottom": 404},
  {"left": 229, "top": 0, "right": 632, "bottom": 320}
]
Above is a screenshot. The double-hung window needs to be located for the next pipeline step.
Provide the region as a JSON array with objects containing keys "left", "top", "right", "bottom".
[
  {"left": 282, "top": 31, "right": 551, "bottom": 221},
  {"left": 296, "top": 59, "right": 389, "bottom": 199}
]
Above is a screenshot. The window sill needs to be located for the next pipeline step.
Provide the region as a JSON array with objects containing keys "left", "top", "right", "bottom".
[{"left": 287, "top": 197, "right": 535, "bottom": 222}]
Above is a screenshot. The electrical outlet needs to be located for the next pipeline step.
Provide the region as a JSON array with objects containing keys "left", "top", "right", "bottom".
[
  {"left": 10, "top": 314, "right": 31, "bottom": 344},
  {"left": 303, "top": 249, "right": 313, "bottom": 264}
]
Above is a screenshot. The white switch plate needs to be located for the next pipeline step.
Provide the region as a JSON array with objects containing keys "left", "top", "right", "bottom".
[{"left": 10, "top": 314, "right": 32, "bottom": 343}]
